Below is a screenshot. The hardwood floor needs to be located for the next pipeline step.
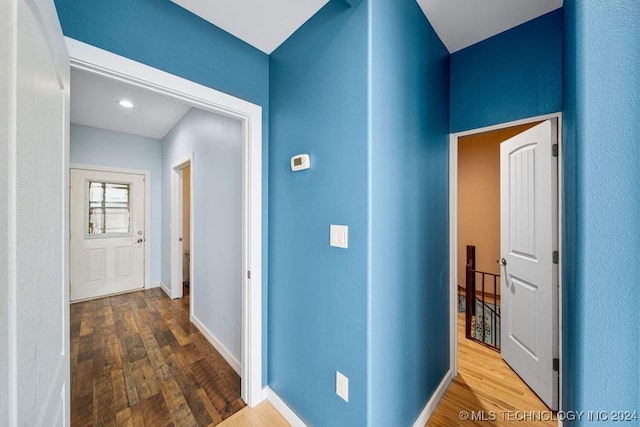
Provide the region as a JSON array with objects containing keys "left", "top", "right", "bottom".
[
  {"left": 217, "top": 402, "right": 290, "bottom": 427},
  {"left": 70, "top": 288, "right": 246, "bottom": 426},
  {"left": 72, "top": 291, "right": 552, "bottom": 426},
  {"left": 426, "top": 314, "right": 555, "bottom": 427}
]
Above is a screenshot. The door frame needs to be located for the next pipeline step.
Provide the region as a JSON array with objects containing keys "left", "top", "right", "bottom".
[
  {"left": 67, "top": 38, "right": 264, "bottom": 407},
  {"left": 448, "top": 112, "right": 563, "bottom": 410},
  {"left": 70, "top": 164, "right": 152, "bottom": 292},
  {"left": 170, "top": 154, "right": 193, "bottom": 301}
]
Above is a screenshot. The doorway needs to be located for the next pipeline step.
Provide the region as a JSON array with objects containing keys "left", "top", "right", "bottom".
[
  {"left": 170, "top": 155, "right": 192, "bottom": 302},
  {"left": 448, "top": 113, "right": 563, "bottom": 412},
  {"left": 67, "top": 38, "right": 264, "bottom": 406},
  {"left": 182, "top": 164, "right": 191, "bottom": 297}
]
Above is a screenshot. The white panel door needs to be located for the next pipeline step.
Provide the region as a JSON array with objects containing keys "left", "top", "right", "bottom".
[
  {"left": 70, "top": 169, "right": 145, "bottom": 301},
  {"left": 500, "top": 120, "right": 558, "bottom": 410},
  {"left": 1, "top": 0, "right": 70, "bottom": 425}
]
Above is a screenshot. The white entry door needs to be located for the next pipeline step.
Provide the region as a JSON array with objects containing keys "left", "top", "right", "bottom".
[
  {"left": 500, "top": 120, "right": 558, "bottom": 410},
  {"left": 70, "top": 169, "right": 145, "bottom": 301}
]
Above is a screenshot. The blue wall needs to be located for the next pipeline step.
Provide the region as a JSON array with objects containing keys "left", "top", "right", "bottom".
[
  {"left": 55, "top": 0, "right": 271, "bottom": 384},
  {"left": 562, "top": 3, "right": 578, "bottom": 417},
  {"left": 268, "top": 1, "right": 369, "bottom": 425},
  {"left": 369, "top": 0, "right": 450, "bottom": 425},
  {"left": 563, "top": 1, "right": 640, "bottom": 422},
  {"left": 70, "top": 124, "right": 163, "bottom": 284},
  {"left": 450, "top": 10, "right": 563, "bottom": 133}
]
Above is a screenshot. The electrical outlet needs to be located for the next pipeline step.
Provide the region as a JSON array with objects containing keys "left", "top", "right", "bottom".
[{"left": 336, "top": 371, "right": 349, "bottom": 402}]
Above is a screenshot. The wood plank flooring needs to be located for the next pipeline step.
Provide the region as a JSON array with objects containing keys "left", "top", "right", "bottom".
[
  {"left": 217, "top": 402, "right": 289, "bottom": 427},
  {"left": 70, "top": 288, "right": 246, "bottom": 426},
  {"left": 426, "top": 314, "right": 555, "bottom": 427},
  {"left": 73, "top": 291, "right": 552, "bottom": 426}
]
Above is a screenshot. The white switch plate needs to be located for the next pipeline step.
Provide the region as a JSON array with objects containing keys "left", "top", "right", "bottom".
[
  {"left": 330, "top": 225, "right": 348, "bottom": 249},
  {"left": 336, "top": 371, "right": 349, "bottom": 402}
]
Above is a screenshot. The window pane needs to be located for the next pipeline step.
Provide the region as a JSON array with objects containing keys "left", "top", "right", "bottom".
[
  {"left": 89, "top": 182, "right": 104, "bottom": 203},
  {"left": 88, "top": 207, "right": 104, "bottom": 234},
  {"left": 87, "top": 181, "right": 131, "bottom": 235},
  {"left": 105, "top": 184, "right": 128, "bottom": 203},
  {"left": 104, "top": 208, "right": 130, "bottom": 233}
]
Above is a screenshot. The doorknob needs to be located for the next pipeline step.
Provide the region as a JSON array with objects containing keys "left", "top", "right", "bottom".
[
  {"left": 497, "top": 258, "right": 507, "bottom": 266},
  {"left": 136, "top": 238, "right": 143, "bottom": 243}
]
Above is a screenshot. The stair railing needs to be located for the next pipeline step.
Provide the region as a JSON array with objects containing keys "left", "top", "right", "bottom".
[{"left": 464, "top": 245, "right": 501, "bottom": 351}]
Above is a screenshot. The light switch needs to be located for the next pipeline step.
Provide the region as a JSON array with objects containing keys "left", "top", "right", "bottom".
[
  {"left": 336, "top": 371, "right": 349, "bottom": 402},
  {"left": 330, "top": 225, "right": 348, "bottom": 249}
]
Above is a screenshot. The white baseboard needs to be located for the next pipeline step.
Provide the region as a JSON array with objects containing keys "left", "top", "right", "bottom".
[
  {"left": 190, "top": 315, "right": 241, "bottom": 375},
  {"left": 264, "top": 387, "right": 307, "bottom": 427},
  {"left": 145, "top": 281, "right": 161, "bottom": 289},
  {"left": 159, "top": 282, "right": 171, "bottom": 297},
  {"left": 412, "top": 369, "right": 454, "bottom": 427},
  {"left": 264, "top": 371, "right": 451, "bottom": 427}
]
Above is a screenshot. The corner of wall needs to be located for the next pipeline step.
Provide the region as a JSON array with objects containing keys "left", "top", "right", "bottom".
[{"left": 264, "top": 387, "right": 308, "bottom": 427}]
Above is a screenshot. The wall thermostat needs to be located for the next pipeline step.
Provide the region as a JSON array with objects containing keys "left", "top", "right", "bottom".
[{"left": 291, "top": 154, "right": 310, "bottom": 171}]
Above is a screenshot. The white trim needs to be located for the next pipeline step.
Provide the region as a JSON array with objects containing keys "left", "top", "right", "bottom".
[
  {"left": 191, "top": 315, "right": 241, "bottom": 375},
  {"left": 264, "top": 387, "right": 307, "bottom": 427},
  {"left": 66, "top": 38, "right": 259, "bottom": 121},
  {"left": 453, "top": 113, "right": 562, "bottom": 137},
  {"left": 448, "top": 112, "right": 563, "bottom": 413},
  {"left": 448, "top": 135, "right": 458, "bottom": 377},
  {"left": 67, "top": 38, "right": 264, "bottom": 407},
  {"left": 6, "top": 3, "right": 18, "bottom": 425},
  {"left": 70, "top": 163, "right": 152, "bottom": 289},
  {"left": 159, "top": 282, "right": 171, "bottom": 298},
  {"left": 412, "top": 369, "right": 454, "bottom": 427},
  {"left": 556, "top": 116, "right": 564, "bottom": 426},
  {"left": 170, "top": 154, "right": 192, "bottom": 301}
]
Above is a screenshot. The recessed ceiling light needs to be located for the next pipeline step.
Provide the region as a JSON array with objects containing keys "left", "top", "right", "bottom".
[{"left": 118, "top": 99, "right": 134, "bottom": 109}]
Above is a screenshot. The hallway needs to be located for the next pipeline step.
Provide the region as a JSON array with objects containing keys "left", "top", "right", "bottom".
[{"left": 70, "top": 289, "right": 245, "bottom": 426}]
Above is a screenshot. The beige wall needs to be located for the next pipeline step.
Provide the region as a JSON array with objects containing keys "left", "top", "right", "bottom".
[
  {"left": 457, "top": 123, "right": 540, "bottom": 293},
  {"left": 182, "top": 165, "right": 191, "bottom": 281}
]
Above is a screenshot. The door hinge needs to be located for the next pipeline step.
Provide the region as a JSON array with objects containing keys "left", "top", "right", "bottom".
[
  {"left": 553, "top": 358, "right": 559, "bottom": 372},
  {"left": 552, "top": 144, "right": 558, "bottom": 157},
  {"left": 552, "top": 251, "right": 559, "bottom": 264},
  {"left": 247, "top": 270, "right": 251, "bottom": 279}
]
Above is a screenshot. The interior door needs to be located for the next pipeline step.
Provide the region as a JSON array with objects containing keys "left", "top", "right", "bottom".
[
  {"left": 499, "top": 120, "right": 558, "bottom": 410},
  {"left": 70, "top": 169, "right": 145, "bottom": 301},
  {"left": 1, "top": 0, "right": 70, "bottom": 424}
]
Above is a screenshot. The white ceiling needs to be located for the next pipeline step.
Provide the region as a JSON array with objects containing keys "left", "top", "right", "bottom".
[
  {"left": 170, "top": 0, "right": 562, "bottom": 55},
  {"left": 170, "top": 0, "right": 330, "bottom": 54},
  {"left": 416, "top": 0, "right": 563, "bottom": 53},
  {"left": 70, "top": 69, "right": 191, "bottom": 140},
  {"left": 71, "top": 1, "right": 564, "bottom": 138}
]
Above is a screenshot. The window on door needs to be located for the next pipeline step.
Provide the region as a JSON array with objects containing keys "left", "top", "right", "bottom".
[{"left": 87, "top": 181, "right": 131, "bottom": 235}]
